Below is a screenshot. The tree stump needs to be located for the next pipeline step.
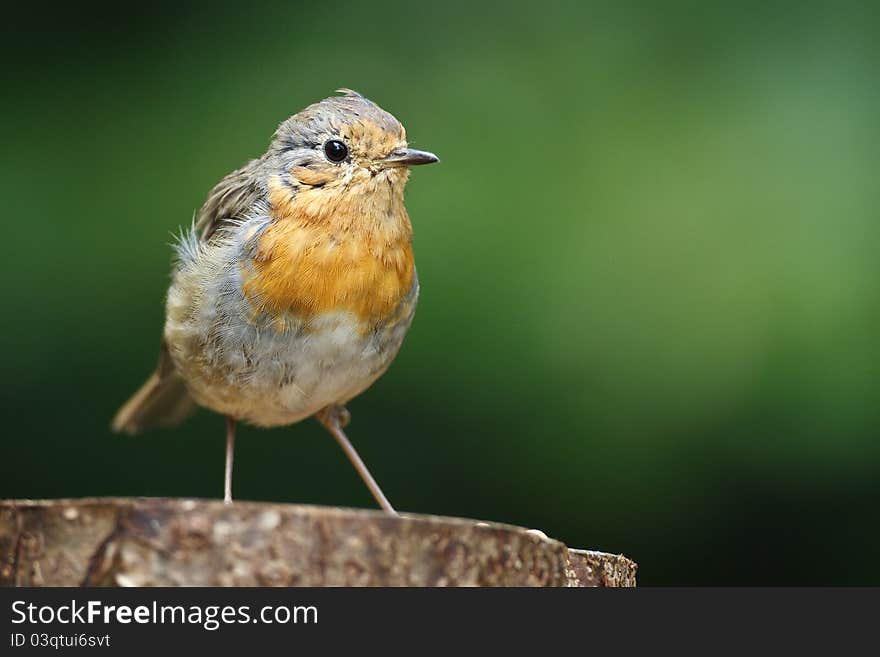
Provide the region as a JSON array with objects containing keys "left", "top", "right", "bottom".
[{"left": 0, "top": 498, "right": 636, "bottom": 587}]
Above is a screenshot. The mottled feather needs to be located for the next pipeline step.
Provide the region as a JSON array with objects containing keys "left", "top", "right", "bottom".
[{"left": 194, "top": 158, "right": 266, "bottom": 241}]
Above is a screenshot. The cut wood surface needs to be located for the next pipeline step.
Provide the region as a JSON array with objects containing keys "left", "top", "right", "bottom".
[{"left": 0, "top": 498, "right": 636, "bottom": 587}]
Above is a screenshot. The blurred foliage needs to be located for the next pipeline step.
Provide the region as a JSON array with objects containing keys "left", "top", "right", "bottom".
[{"left": 2, "top": 1, "right": 879, "bottom": 584}]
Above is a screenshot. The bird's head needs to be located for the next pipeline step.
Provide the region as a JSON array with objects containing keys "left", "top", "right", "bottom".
[{"left": 266, "top": 89, "right": 438, "bottom": 224}]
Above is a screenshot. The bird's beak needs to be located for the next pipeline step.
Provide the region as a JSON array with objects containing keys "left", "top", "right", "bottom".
[{"left": 379, "top": 147, "right": 440, "bottom": 168}]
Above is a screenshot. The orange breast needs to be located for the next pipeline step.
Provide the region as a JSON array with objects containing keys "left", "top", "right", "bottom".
[{"left": 242, "top": 182, "right": 415, "bottom": 327}]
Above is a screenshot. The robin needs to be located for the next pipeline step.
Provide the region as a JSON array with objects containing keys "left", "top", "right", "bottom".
[{"left": 111, "top": 89, "right": 438, "bottom": 515}]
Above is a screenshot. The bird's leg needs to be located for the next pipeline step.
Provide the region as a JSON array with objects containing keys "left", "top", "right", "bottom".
[
  {"left": 316, "top": 405, "right": 398, "bottom": 516},
  {"left": 224, "top": 416, "right": 236, "bottom": 505}
]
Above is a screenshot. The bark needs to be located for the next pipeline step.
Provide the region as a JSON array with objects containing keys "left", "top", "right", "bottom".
[{"left": 0, "top": 498, "right": 636, "bottom": 587}]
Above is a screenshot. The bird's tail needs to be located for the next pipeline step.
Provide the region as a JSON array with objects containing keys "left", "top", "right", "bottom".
[{"left": 111, "top": 348, "right": 196, "bottom": 435}]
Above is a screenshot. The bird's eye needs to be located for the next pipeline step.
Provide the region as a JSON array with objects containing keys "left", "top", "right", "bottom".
[{"left": 323, "top": 139, "right": 348, "bottom": 163}]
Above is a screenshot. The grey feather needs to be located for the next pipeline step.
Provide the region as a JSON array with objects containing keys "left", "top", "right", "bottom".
[{"left": 194, "top": 157, "right": 266, "bottom": 241}]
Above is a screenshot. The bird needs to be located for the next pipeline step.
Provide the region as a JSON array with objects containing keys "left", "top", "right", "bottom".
[{"left": 111, "top": 89, "right": 438, "bottom": 515}]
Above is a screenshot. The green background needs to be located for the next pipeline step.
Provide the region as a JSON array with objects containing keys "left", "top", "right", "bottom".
[{"left": 2, "top": 1, "right": 878, "bottom": 584}]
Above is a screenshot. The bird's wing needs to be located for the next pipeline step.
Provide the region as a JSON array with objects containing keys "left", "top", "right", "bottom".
[
  {"left": 194, "top": 157, "right": 265, "bottom": 241},
  {"left": 113, "top": 157, "right": 270, "bottom": 434}
]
